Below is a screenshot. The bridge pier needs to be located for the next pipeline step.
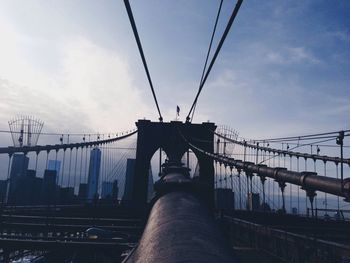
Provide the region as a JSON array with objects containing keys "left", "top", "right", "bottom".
[{"left": 132, "top": 120, "right": 216, "bottom": 209}]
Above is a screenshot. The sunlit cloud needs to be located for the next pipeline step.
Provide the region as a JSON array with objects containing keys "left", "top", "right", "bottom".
[{"left": 0, "top": 20, "right": 153, "bottom": 133}]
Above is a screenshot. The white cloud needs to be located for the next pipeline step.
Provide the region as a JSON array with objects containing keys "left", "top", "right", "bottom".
[
  {"left": 288, "top": 47, "right": 321, "bottom": 64},
  {"left": 265, "top": 46, "right": 321, "bottom": 65},
  {"left": 198, "top": 66, "right": 350, "bottom": 139},
  {"left": 0, "top": 20, "right": 153, "bottom": 134},
  {"left": 56, "top": 36, "right": 153, "bottom": 131},
  {"left": 0, "top": 21, "right": 44, "bottom": 87}
]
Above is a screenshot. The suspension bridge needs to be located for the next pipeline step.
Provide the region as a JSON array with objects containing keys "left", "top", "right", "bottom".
[{"left": 0, "top": 0, "right": 349, "bottom": 262}]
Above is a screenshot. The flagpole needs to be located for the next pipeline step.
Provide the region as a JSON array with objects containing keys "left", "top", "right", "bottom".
[{"left": 176, "top": 106, "right": 180, "bottom": 121}]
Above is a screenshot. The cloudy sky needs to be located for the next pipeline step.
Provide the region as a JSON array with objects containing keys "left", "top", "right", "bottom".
[{"left": 0, "top": 0, "right": 349, "bottom": 140}]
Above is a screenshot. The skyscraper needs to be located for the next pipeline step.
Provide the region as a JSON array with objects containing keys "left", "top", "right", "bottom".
[
  {"left": 123, "top": 158, "right": 136, "bottom": 201},
  {"left": 41, "top": 169, "right": 57, "bottom": 205},
  {"left": 48, "top": 160, "right": 61, "bottom": 183},
  {"left": 101, "top": 181, "right": 114, "bottom": 198},
  {"left": 10, "top": 153, "right": 29, "bottom": 178},
  {"left": 0, "top": 180, "right": 7, "bottom": 202},
  {"left": 7, "top": 153, "right": 29, "bottom": 204},
  {"left": 123, "top": 159, "right": 153, "bottom": 202},
  {"left": 78, "top": 183, "right": 88, "bottom": 201},
  {"left": 87, "top": 148, "right": 101, "bottom": 201},
  {"left": 112, "top": 180, "right": 119, "bottom": 199}
]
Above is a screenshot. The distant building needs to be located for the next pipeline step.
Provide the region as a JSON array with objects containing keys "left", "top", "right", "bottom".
[
  {"left": 0, "top": 180, "right": 7, "bottom": 202},
  {"left": 10, "top": 168, "right": 42, "bottom": 205},
  {"left": 247, "top": 193, "right": 260, "bottom": 211},
  {"left": 7, "top": 153, "right": 29, "bottom": 204},
  {"left": 48, "top": 160, "right": 61, "bottom": 174},
  {"left": 60, "top": 187, "right": 74, "bottom": 204},
  {"left": 78, "top": 183, "right": 88, "bottom": 201},
  {"left": 33, "top": 177, "right": 43, "bottom": 204},
  {"left": 87, "top": 148, "right": 101, "bottom": 201},
  {"left": 18, "top": 169, "right": 37, "bottom": 205},
  {"left": 10, "top": 153, "right": 29, "bottom": 178},
  {"left": 123, "top": 159, "right": 136, "bottom": 201},
  {"left": 112, "top": 180, "right": 119, "bottom": 199},
  {"left": 41, "top": 169, "right": 57, "bottom": 205},
  {"left": 215, "top": 188, "right": 235, "bottom": 209},
  {"left": 123, "top": 159, "right": 152, "bottom": 202},
  {"left": 26, "top": 169, "right": 36, "bottom": 178},
  {"left": 101, "top": 181, "right": 114, "bottom": 198},
  {"left": 48, "top": 160, "right": 61, "bottom": 184}
]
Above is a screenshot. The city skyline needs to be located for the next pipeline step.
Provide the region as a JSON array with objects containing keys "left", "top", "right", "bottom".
[{"left": 1, "top": 148, "right": 129, "bottom": 204}]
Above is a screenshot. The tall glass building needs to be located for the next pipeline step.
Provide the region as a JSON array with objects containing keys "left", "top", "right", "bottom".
[{"left": 87, "top": 148, "right": 101, "bottom": 201}]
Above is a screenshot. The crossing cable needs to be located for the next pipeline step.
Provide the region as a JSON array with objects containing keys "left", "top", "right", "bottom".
[
  {"left": 178, "top": 129, "right": 350, "bottom": 201},
  {"left": 213, "top": 130, "right": 350, "bottom": 165},
  {"left": 105, "top": 151, "right": 129, "bottom": 183},
  {"left": 190, "top": 0, "right": 224, "bottom": 122},
  {"left": 104, "top": 140, "right": 137, "bottom": 183},
  {"left": 186, "top": 0, "right": 243, "bottom": 122},
  {"left": 123, "top": 0, "right": 163, "bottom": 122},
  {"left": 245, "top": 129, "right": 350, "bottom": 143}
]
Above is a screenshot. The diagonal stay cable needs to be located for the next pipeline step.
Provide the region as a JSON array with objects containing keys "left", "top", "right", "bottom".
[
  {"left": 124, "top": 0, "right": 163, "bottom": 122},
  {"left": 187, "top": 0, "right": 243, "bottom": 122},
  {"left": 190, "top": 0, "right": 224, "bottom": 122}
]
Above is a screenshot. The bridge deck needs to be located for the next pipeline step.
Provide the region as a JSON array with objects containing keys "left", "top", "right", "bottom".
[
  {"left": 221, "top": 210, "right": 350, "bottom": 263},
  {"left": 0, "top": 205, "right": 144, "bottom": 262}
]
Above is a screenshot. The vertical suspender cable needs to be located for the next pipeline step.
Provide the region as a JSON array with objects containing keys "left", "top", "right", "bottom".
[
  {"left": 297, "top": 157, "right": 300, "bottom": 214},
  {"left": 5, "top": 154, "right": 12, "bottom": 203},
  {"left": 324, "top": 161, "right": 327, "bottom": 211},
  {"left": 61, "top": 149, "right": 66, "bottom": 186},
  {"left": 289, "top": 156, "right": 292, "bottom": 213},
  {"left": 305, "top": 157, "right": 308, "bottom": 215},
  {"left": 74, "top": 147, "right": 78, "bottom": 195},
  {"left": 79, "top": 147, "right": 83, "bottom": 192},
  {"left": 67, "top": 148, "right": 72, "bottom": 188}
]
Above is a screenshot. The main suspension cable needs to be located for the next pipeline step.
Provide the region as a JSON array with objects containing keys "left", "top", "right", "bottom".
[
  {"left": 123, "top": 0, "right": 163, "bottom": 121},
  {"left": 190, "top": 0, "right": 224, "bottom": 122},
  {"left": 187, "top": 0, "right": 243, "bottom": 122}
]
